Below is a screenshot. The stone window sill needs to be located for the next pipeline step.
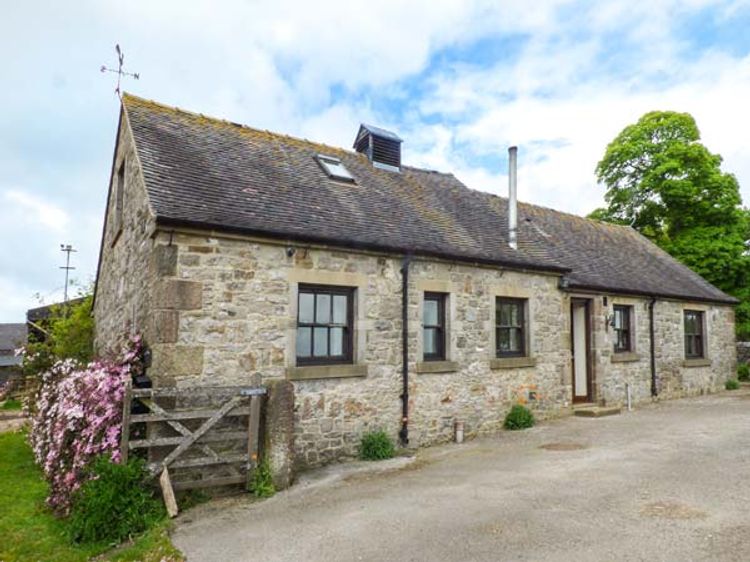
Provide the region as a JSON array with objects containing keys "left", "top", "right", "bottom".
[
  {"left": 415, "top": 360, "right": 459, "bottom": 374},
  {"left": 287, "top": 364, "right": 368, "bottom": 381},
  {"left": 682, "top": 358, "right": 711, "bottom": 368},
  {"left": 611, "top": 352, "right": 641, "bottom": 363},
  {"left": 490, "top": 356, "right": 537, "bottom": 370}
]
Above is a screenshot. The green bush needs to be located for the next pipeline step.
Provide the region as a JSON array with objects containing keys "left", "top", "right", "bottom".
[
  {"left": 504, "top": 404, "right": 535, "bottom": 430},
  {"left": 67, "top": 455, "right": 163, "bottom": 544},
  {"left": 248, "top": 458, "right": 276, "bottom": 498},
  {"left": 359, "top": 430, "right": 395, "bottom": 461},
  {"left": 726, "top": 379, "right": 740, "bottom": 391},
  {"left": 737, "top": 363, "right": 750, "bottom": 382}
]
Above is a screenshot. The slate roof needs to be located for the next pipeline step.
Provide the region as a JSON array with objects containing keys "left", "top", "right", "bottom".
[
  {"left": 0, "top": 324, "right": 26, "bottom": 367},
  {"left": 121, "top": 94, "right": 736, "bottom": 305}
]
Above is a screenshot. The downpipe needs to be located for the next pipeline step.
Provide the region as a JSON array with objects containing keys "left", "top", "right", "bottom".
[
  {"left": 399, "top": 255, "right": 411, "bottom": 446},
  {"left": 649, "top": 297, "right": 658, "bottom": 397}
]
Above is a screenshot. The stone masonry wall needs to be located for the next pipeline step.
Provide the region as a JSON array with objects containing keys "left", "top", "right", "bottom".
[
  {"left": 93, "top": 114, "right": 157, "bottom": 356},
  {"left": 587, "top": 296, "right": 735, "bottom": 406},
  {"left": 146, "top": 231, "right": 574, "bottom": 469},
  {"left": 99, "top": 219, "right": 736, "bottom": 473}
]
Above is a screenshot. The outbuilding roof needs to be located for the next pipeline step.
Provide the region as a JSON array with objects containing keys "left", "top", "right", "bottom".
[{"left": 120, "top": 94, "right": 736, "bottom": 305}]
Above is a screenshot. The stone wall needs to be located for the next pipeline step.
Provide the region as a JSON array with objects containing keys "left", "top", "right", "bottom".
[
  {"left": 145, "top": 232, "right": 576, "bottom": 469},
  {"left": 93, "top": 113, "right": 157, "bottom": 356},
  {"left": 592, "top": 297, "right": 735, "bottom": 406}
]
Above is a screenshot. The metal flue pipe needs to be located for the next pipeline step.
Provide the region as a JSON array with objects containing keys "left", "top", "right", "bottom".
[{"left": 508, "top": 146, "right": 518, "bottom": 250}]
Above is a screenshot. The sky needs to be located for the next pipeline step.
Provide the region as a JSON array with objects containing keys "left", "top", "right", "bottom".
[{"left": 1, "top": 0, "right": 750, "bottom": 322}]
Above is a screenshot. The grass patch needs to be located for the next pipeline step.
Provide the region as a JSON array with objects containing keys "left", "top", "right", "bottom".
[
  {"left": 0, "top": 431, "right": 183, "bottom": 562},
  {"left": 1, "top": 398, "right": 23, "bottom": 411},
  {"left": 738, "top": 363, "right": 749, "bottom": 382}
]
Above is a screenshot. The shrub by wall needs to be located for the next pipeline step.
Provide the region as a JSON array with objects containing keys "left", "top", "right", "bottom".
[{"left": 26, "top": 334, "right": 143, "bottom": 514}]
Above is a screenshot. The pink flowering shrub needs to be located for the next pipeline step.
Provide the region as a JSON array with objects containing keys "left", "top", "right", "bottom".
[{"left": 27, "top": 334, "right": 144, "bottom": 514}]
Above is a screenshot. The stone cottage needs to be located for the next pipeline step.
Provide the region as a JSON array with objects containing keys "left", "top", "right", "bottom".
[{"left": 94, "top": 94, "right": 737, "bottom": 471}]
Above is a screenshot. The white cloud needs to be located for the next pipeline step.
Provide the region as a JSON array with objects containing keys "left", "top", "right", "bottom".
[{"left": 3, "top": 190, "right": 70, "bottom": 231}]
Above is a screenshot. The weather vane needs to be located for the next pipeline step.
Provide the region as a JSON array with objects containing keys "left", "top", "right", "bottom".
[{"left": 100, "top": 44, "right": 139, "bottom": 96}]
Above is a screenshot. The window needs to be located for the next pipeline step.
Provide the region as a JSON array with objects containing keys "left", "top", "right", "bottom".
[
  {"left": 316, "top": 154, "right": 355, "bottom": 183},
  {"left": 423, "top": 293, "right": 446, "bottom": 361},
  {"left": 296, "top": 285, "right": 354, "bottom": 365},
  {"left": 496, "top": 298, "right": 526, "bottom": 357},
  {"left": 684, "top": 310, "right": 705, "bottom": 359},
  {"left": 113, "top": 162, "right": 125, "bottom": 237},
  {"left": 613, "top": 305, "right": 632, "bottom": 353}
]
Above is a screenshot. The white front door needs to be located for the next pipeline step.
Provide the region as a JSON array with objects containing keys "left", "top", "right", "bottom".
[{"left": 572, "top": 300, "right": 591, "bottom": 403}]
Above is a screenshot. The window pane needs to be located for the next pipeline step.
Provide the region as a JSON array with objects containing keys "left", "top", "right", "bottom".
[
  {"left": 498, "top": 328, "right": 510, "bottom": 352},
  {"left": 333, "top": 295, "right": 347, "bottom": 324},
  {"left": 330, "top": 327, "right": 344, "bottom": 356},
  {"left": 498, "top": 303, "right": 510, "bottom": 326},
  {"left": 509, "top": 303, "right": 519, "bottom": 326},
  {"left": 296, "top": 327, "right": 311, "bottom": 358},
  {"left": 299, "top": 293, "right": 314, "bottom": 323},
  {"left": 695, "top": 335, "right": 703, "bottom": 356},
  {"left": 316, "top": 294, "right": 331, "bottom": 324},
  {"left": 424, "top": 299, "right": 438, "bottom": 326},
  {"left": 424, "top": 328, "right": 437, "bottom": 355},
  {"left": 614, "top": 309, "right": 623, "bottom": 330},
  {"left": 313, "top": 327, "right": 329, "bottom": 356},
  {"left": 509, "top": 328, "right": 522, "bottom": 352}
]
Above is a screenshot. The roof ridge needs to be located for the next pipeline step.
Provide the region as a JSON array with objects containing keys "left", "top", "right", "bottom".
[{"left": 121, "top": 92, "right": 456, "bottom": 177}]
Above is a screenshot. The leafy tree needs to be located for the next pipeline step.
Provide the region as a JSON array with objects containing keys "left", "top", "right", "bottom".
[
  {"left": 590, "top": 111, "right": 750, "bottom": 336},
  {"left": 24, "top": 293, "right": 95, "bottom": 376}
]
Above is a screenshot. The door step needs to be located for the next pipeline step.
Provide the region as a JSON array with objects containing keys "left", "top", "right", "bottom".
[{"left": 574, "top": 405, "right": 621, "bottom": 418}]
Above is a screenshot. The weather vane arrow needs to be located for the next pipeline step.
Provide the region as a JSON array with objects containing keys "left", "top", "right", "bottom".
[{"left": 101, "top": 44, "right": 139, "bottom": 97}]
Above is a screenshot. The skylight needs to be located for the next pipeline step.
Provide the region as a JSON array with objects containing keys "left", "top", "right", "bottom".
[{"left": 316, "top": 154, "right": 355, "bottom": 183}]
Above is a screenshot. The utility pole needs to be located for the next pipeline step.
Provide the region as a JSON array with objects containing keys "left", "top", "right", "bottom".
[{"left": 60, "top": 244, "right": 76, "bottom": 307}]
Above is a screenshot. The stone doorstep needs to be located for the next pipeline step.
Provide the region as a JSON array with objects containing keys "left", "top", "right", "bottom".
[
  {"left": 0, "top": 410, "right": 24, "bottom": 421},
  {"left": 573, "top": 405, "right": 622, "bottom": 418}
]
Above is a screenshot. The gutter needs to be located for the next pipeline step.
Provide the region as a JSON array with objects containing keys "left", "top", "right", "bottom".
[
  {"left": 399, "top": 255, "right": 411, "bottom": 446},
  {"left": 649, "top": 297, "right": 658, "bottom": 397},
  {"left": 154, "top": 216, "right": 570, "bottom": 277},
  {"left": 561, "top": 282, "right": 738, "bottom": 307}
]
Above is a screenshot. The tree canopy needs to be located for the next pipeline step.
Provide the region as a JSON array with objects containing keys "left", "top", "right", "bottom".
[{"left": 590, "top": 111, "right": 750, "bottom": 337}]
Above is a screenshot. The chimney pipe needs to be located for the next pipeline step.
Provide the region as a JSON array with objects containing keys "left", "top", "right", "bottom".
[{"left": 508, "top": 146, "right": 518, "bottom": 250}]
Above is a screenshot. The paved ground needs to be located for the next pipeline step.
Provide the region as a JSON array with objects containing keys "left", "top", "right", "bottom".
[{"left": 173, "top": 390, "right": 750, "bottom": 562}]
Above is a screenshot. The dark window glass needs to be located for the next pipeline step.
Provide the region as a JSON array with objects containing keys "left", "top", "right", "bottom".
[
  {"left": 613, "top": 305, "right": 632, "bottom": 353},
  {"left": 423, "top": 293, "right": 446, "bottom": 361},
  {"left": 496, "top": 298, "right": 526, "bottom": 357},
  {"left": 296, "top": 285, "right": 354, "bottom": 365},
  {"left": 684, "top": 310, "right": 705, "bottom": 359},
  {"left": 113, "top": 162, "right": 125, "bottom": 239}
]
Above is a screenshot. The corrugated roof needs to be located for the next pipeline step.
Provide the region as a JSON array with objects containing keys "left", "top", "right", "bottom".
[{"left": 121, "top": 94, "right": 737, "bottom": 305}]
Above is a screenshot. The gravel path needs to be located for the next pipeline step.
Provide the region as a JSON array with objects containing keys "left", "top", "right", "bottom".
[{"left": 174, "top": 389, "right": 750, "bottom": 562}]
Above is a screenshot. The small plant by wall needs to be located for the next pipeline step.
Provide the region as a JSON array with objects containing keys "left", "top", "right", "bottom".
[
  {"left": 248, "top": 459, "right": 276, "bottom": 498},
  {"left": 726, "top": 379, "right": 740, "bottom": 390},
  {"left": 737, "top": 363, "right": 749, "bottom": 382},
  {"left": 359, "top": 430, "right": 395, "bottom": 460},
  {"left": 504, "top": 404, "right": 535, "bottom": 430}
]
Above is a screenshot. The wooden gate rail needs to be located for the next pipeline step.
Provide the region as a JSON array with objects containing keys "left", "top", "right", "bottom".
[{"left": 120, "top": 381, "right": 267, "bottom": 517}]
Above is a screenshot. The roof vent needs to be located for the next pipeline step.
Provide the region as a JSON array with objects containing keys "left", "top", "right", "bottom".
[{"left": 353, "top": 124, "right": 402, "bottom": 172}]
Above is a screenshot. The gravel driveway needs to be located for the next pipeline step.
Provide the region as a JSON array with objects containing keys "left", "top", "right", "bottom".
[{"left": 173, "top": 389, "right": 750, "bottom": 562}]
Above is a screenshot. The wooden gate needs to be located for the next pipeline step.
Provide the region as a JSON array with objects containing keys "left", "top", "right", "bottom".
[{"left": 120, "top": 381, "right": 266, "bottom": 516}]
